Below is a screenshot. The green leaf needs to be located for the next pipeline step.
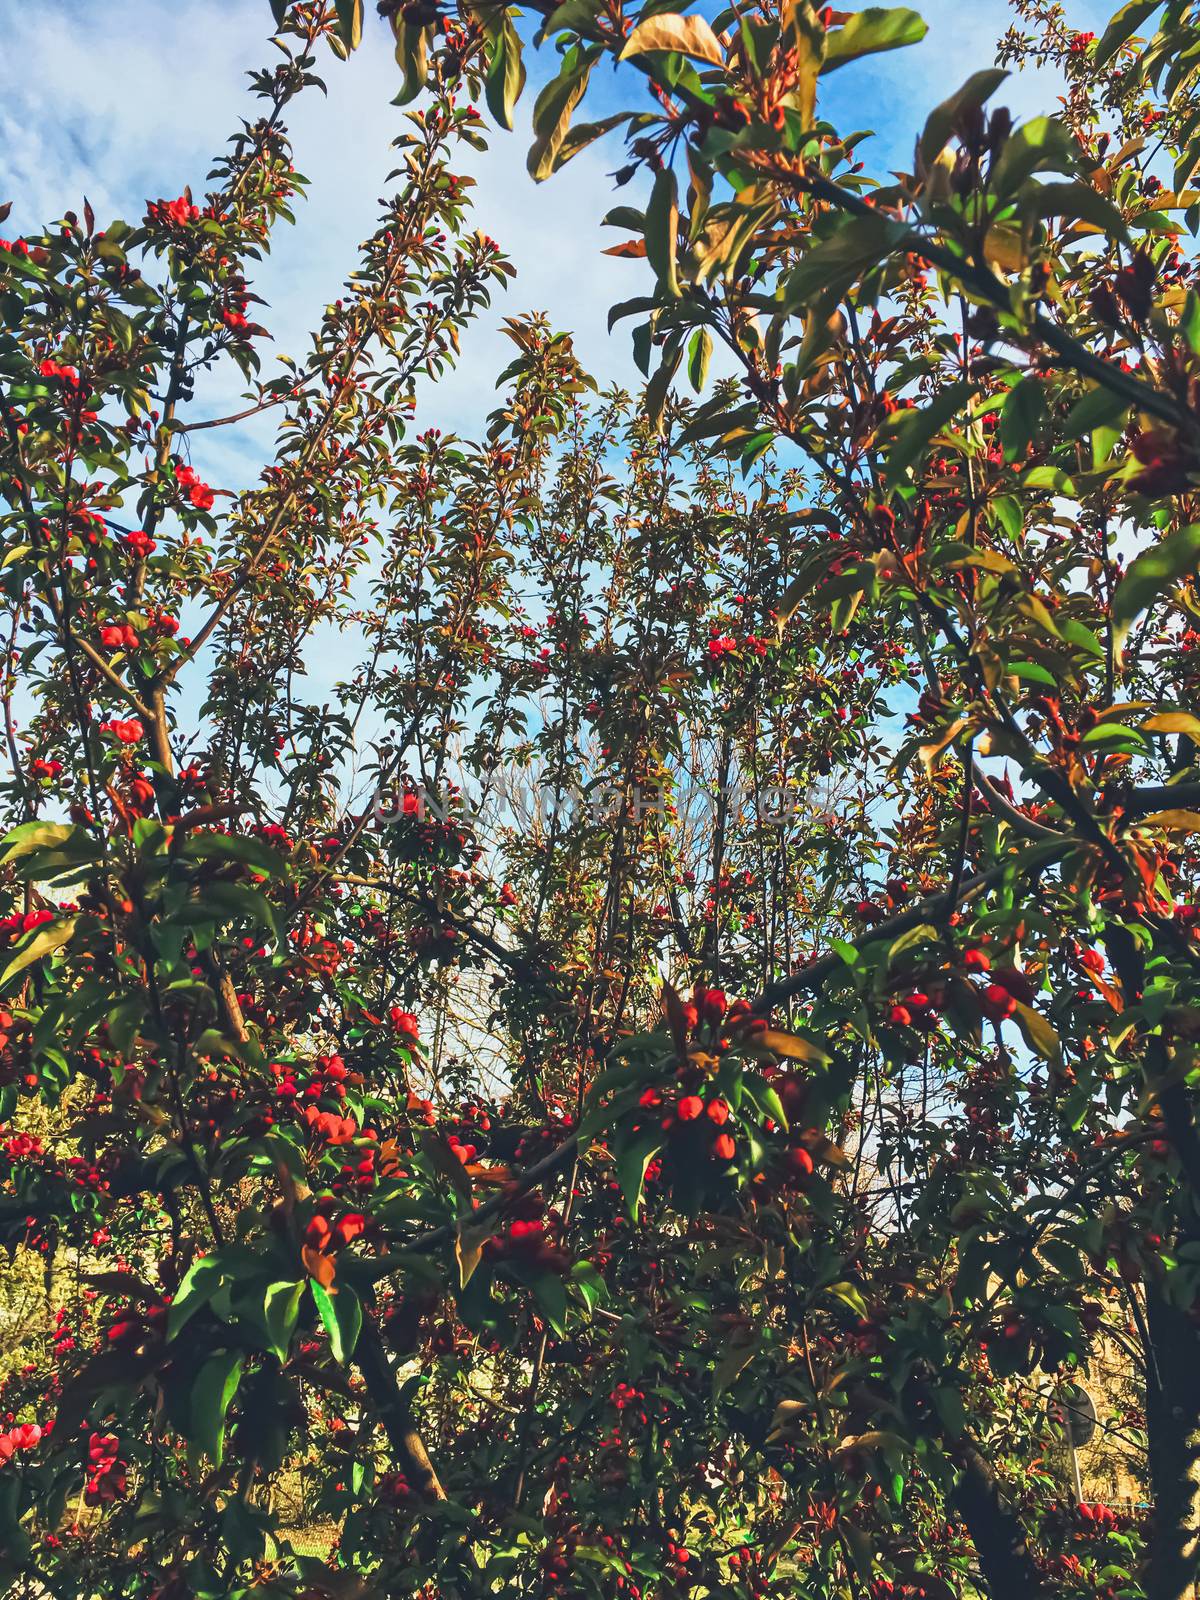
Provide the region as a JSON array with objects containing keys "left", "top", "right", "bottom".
[
  {"left": 181, "top": 831, "right": 288, "bottom": 879},
  {"left": 552, "top": 112, "right": 633, "bottom": 172},
  {"left": 1094, "top": 0, "right": 1162, "bottom": 66},
  {"left": 0, "top": 821, "right": 76, "bottom": 863},
  {"left": 920, "top": 69, "right": 1009, "bottom": 165},
  {"left": 780, "top": 0, "right": 825, "bottom": 123},
  {"left": 1008, "top": 660, "right": 1057, "bottom": 687},
  {"left": 990, "top": 494, "right": 1022, "bottom": 540},
  {"left": 687, "top": 327, "right": 713, "bottom": 392},
  {"left": 617, "top": 1137, "right": 661, "bottom": 1219},
  {"left": 745, "top": 1078, "right": 790, "bottom": 1134},
  {"left": 619, "top": 11, "right": 725, "bottom": 64},
  {"left": 195, "top": 881, "right": 281, "bottom": 941},
  {"left": 713, "top": 1331, "right": 762, "bottom": 1395},
  {"left": 826, "top": 1280, "right": 870, "bottom": 1317},
  {"left": 528, "top": 57, "right": 593, "bottom": 182},
  {"left": 390, "top": 18, "right": 429, "bottom": 105},
  {"left": 483, "top": 15, "right": 527, "bottom": 133},
  {"left": 0, "top": 916, "right": 77, "bottom": 989},
  {"left": 107, "top": 997, "right": 145, "bottom": 1055},
  {"left": 783, "top": 211, "right": 909, "bottom": 310},
  {"left": 823, "top": 7, "right": 927, "bottom": 72},
  {"left": 1057, "top": 617, "right": 1106, "bottom": 658},
  {"left": 990, "top": 117, "right": 1077, "bottom": 200},
  {"left": 191, "top": 1350, "right": 243, "bottom": 1467},
  {"left": 885, "top": 380, "right": 976, "bottom": 485},
  {"left": 262, "top": 1281, "right": 306, "bottom": 1363},
  {"left": 1012, "top": 1000, "right": 1061, "bottom": 1063},
  {"left": 334, "top": 0, "right": 363, "bottom": 49},
  {"left": 1181, "top": 289, "right": 1200, "bottom": 356},
  {"left": 168, "top": 1255, "right": 227, "bottom": 1340},
  {"left": 645, "top": 167, "right": 681, "bottom": 297},
  {"left": 532, "top": 1271, "right": 569, "bottom": 1336},
  {"left": 312, "top": 1280, "right": 362, "bottom": 1365},
  {"left": 1000, "top": 375, "right": 1046, "bottom": 462},
  {"left": 1029, "top": 180, "right": 1130, "bottom": 243},
  {"left": 1113, "top": 522, "right": 1200, "bottom": 647},
  {"left": 1062, "top": 384, "right": 1128, "bottom": 441},
  {"left": 646, "top": 339, "right": 684, "bottom": 431},
  {"left": 1022, "top": 465, "right": 1076, "bottom": 496}
]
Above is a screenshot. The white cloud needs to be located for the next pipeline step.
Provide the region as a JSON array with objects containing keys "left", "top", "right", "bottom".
[
  {"left": 1, "top": 0, "right": 1111, "bottom": 704},
  {"left": 0, "top": 0, "right": 649, "bottom": 457},
  {"left": 1, "top": 0, "right": 1108, "bottom": 448}
]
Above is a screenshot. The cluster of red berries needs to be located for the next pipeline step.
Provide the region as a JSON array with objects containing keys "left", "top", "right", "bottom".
[
  {"left": 274, "top": 1054, "right": 352, "bottom": 1106},
  {"left": 333, "top": 1145, "right": 392, "bottom": 1196},
  {"left": 729, "top": 1544, "right": 769, "bottom": 1595},
  {"left": 0, "top": 1421, "right": 43, "bottom": 1463},
  {"left": 302, "top": 1105, "right": 358, "bottom": 1145},
  {"left": 98, "top": 718, "right": 144, "bottom": 746},
  {"left": 106, "top": 1301, "right": 167, "bottom": 1356},
  {"left": 2, "top": 1130, "right": 42, "bottom": 1160},
  {"left": 486, "top": 1212, "right": 569, "bottom": 1273},
  {"left": 1077, "top": 1501, "right": 1121, "bottom": 1530},
  {"left": 302, "top": 1208, "right": 368, "bottom": 1254},
  {"left": 99, "top": 622, "right": 139, "bottom": 652},
  {"left": 52, "top": 1307, "right": 76, "bottom": 1359},
  {"left": 38, "top": 356, "right": 80, "bottom": 389},
  {"left": 124, "top": 528, "right": 156, "bottom": 559},
  {"left": 146, "top": 195, "right": 200, "bottom": 229},
  {"left": 379, "top": 1469, "right": 414, "bottom": 1505},
  {"left": 83, "top": 1430, "right": 126, "bottom": 1504},
  {"left": 0, "top": 908, "right": 54, "bottom": 939},
  {"left": 174, "top": 463, "right": 215, "bottom": 512},
  {"left": 405, "top": 1090, "right": 437, "bottom": 1126},
  {"left": 609, "top": 1382, "right": 647, "bottom": 1419},
  {"left": 885, "top": 949, "right": 1035, "bottom": 1031}
]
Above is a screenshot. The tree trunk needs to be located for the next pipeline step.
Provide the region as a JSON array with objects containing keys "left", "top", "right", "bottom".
[
  {"left": 1145, "top": 1283, "right": 1200, "bottom": 1600},
  {"left": 354, "top": 1319, "right": 447, "bottom": 1501},
  {"left": 953, "top": 1438, "right": 1051, "bottom": 1599}
]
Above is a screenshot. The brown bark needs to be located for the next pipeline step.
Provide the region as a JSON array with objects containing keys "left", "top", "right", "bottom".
[
  {"left": 1145, "top": 1284, "right": 1200, "bottom": 1600},
  {"left": 953, "top": 1439, "right": 1051, "bottom": 1600},
  {"left": 354, "top": 1319, "right": 447, "bottom": 1502}
]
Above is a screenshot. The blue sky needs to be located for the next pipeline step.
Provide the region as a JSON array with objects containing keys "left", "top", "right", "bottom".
[
  {"left": 0, "top": 0, "right": 1110, "bottom": 725},
  {"left": 1, "top": 0, "right": 1111, "bottom": 464}
]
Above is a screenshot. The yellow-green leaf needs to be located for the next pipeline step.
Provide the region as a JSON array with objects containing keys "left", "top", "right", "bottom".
[
  {"left": 620, "top": 11, "right": 724, "bottom": 65},
  {"left": 0, "top": 916, "right": 77, "bottom": 989}
]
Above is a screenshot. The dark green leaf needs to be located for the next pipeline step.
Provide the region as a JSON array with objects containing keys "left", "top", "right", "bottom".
[
  {"left": 990, "top": 117, "right": 1077, "bottom": 200},
  {"left": 919, "top": 69, "right": 1009, "bottom": 165},
  {"left": 334, "top": 0, "right": 363, "bottom": 49},
  {"left": 312, "top": 1280, "right": 362, "bottom": 1365},
  {"left": 1094, "top": 0, "right": 1162, "bottom": 66},
  {"left": 1113, "top": 522, "right": 1200, "bottom": 646},
  {"left": 528, "top": 58, "right": 593, "bottom": 182},
  {"left": 617, "top": 1137, "right": 661, "bottom": 1219},
  {"left": 181, "top": 831, "right": 288, "bottom": 879},
  {"left": 823, "top": 7, "right": 927, "bottom": 72},
  {"left": 783, "top": 211, "right": 908, "bottom": 310},
  {"left": 1000, "top": 375, "right": 1046, "bottom": 462},
  {"left": 885, "top": 380, "right": 976, "bottom": 485},
  {"left": 687, "top": 327, "right": 713, "bottom": 392},
  {"left": 484, "top": 15, "right": 527, "bottom": 132},
  {"left": 191, "top": 1350, "right": 243, "bottom": 1467},
  {"left": 645, "top": 167, "right": 681, "bottom": 297}
]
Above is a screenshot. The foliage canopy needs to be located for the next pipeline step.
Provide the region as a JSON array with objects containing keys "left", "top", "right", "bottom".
[{"left": 4, "top": 1, "right": 1200, "bottom": 1598}]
